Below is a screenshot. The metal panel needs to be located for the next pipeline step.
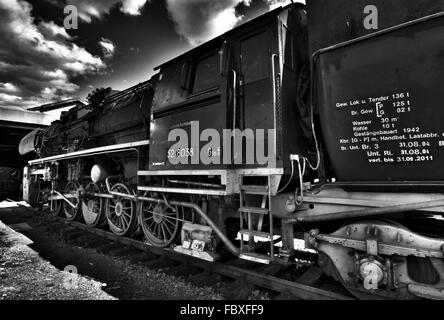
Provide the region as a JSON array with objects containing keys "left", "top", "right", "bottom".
[
  {"left": 137, "top": 186, "right": 228, "bottom": 196},
  {"left": 28, "top": 140, "right": 149, "bottom": 165},
  {"left": 314, "top": 13, "right": 444, "bottom": 183},
  {"left": 138, "top": 168, "right": 283, "bottom": 195},
  {"left": 307, "top": 0, "right": 444, "bottom": 55}
]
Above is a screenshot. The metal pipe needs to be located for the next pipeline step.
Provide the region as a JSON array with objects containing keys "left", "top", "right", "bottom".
[
  {"left": 230, "top": 69, "right": 237, "bottom": 132},
  {"left": 271, "top": 53, "right": 278, "bottom": 157},
  {"left": 105, "top": 176, "right": 239, "bottom": 256},
  {"left": 89, "top": 192, "right": 114, "bottom": 199},
  {"left": 51, "top": 190, "right": 77, "bottom": 209},
  {"left": 294, "top": 198, "right": 444, "bottom": 223},
  {"left": 49, "top": 193, "right": 77, "bottom": 201},
  {"left": 105, "top": 175, "right": 136, "bottom": 198},
  {"left": 167, "top": 178, "right": 222, "bottom": 188}
]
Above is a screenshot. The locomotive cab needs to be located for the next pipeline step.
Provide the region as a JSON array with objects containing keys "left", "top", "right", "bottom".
[{"left": 149, "top": 5, "right": 310, "bottom": 174}]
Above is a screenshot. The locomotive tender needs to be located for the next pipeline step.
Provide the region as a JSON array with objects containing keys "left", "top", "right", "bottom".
[{"left": 19, "top": 0, "right": 444, "bottom": 299}]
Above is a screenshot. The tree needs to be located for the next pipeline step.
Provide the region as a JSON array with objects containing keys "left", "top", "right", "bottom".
[{"left": 86, "top": 87, "right": 112, "bottom": 107}]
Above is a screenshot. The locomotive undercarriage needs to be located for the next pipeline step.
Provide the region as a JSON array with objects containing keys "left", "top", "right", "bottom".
[
  {"left": 21, "top": 142, "right": 444, "bottom": 300},
  {"left": 298, "top": 190, "right": 444, "bottom": 300}
]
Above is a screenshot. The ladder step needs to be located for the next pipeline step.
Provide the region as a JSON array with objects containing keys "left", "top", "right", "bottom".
[
  {"left": 239, "top": 229, "right": 272, "bottom": 240},
  {"left": 239, "top": 206, "right": 269, "bottom": 215},
  {"left": 239, "top": 252, "right": 270, "bottom": 265},
  {"left": 240, "top": 185, "right": 268, "bottom": 195}
]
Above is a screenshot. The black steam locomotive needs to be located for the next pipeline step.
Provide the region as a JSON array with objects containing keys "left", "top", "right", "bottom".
[{"left": 19, "top": 0, "right": 444, "bottom": 299}]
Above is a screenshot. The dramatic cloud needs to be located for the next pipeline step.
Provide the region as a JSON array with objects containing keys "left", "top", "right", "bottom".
[
  {"left": 266, "top": 0, "right": 305, "bottom": 10},
  {"left": 99, "top": 38, "right": 116, "bottom": 58},
  {"left": 121, "top": 0, "right": 149, "bottom": 15},
  {"left": 166, "top": 0, "right": 251, "bottom": 45},
  {"left": 165, "top": 0, "right": 305, "bottom": 45},
  {"left": 0, "top": 83, "right": 19, "bottom": 94},
  {"left": 0, "top": 0, "right": 105, "bottom": 109},
  {"left": 40, "top": 21, "right": 73, "bottom": 40},
  {"left": 65, "top": 0, "right": 150, "bottom": 23}
]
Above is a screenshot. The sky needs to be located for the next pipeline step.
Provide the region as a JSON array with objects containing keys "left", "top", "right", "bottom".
[{"left": 0, "top": 0, "right": 304, "bottom": 112}]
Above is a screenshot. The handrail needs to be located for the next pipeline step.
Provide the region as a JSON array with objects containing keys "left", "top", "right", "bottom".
[
  {"left": 230, "top": 69, "right": 237, "bottom": 131},
  {"left": 271, "top": 53, "right": 279, "bottom": 155}
]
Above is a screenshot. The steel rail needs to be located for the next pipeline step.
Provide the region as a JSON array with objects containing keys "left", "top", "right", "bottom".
[{"left": 53, "top": 217, "right": 352, "bottom": 300}]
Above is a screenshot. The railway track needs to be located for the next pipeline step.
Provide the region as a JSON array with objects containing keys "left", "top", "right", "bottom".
[{"left": 14, "top": 205, "right": 353, "bottom": 301}]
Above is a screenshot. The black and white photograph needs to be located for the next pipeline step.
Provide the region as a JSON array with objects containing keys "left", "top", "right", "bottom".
[{"left": 1, "top": 0, "right": 444, "bottom": 309}]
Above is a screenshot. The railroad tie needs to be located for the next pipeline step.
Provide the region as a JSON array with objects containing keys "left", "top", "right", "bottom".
[{"left": 95, "top": 242, "right": 124, "bottom": 254}]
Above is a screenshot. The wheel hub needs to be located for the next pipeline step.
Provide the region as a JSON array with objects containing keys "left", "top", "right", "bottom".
[
  {"left": 153, "top": 204, "right": 164, "bottom": 224},
  {"left": 87, "top": 200, "right": 95, "bottom": 212},
  {"left": 115, "top": 202, "right": 123, "bottom": 217},
  {"left": 358, "top": 257, "right": 385, "bottom": 290}
]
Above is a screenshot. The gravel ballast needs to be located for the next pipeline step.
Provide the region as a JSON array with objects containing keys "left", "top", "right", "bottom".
[{"left": 0, "top": 219, "right": 115, "bottom": 300}]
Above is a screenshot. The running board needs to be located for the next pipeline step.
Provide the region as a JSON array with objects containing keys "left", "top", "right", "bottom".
[
  {"left": 137, "top": 168, "right": 283, "bottom": 196},
  {"left": 137, "top": 186, "right": 228, "bottom": 196},
  {"left": 28, "top": 140, "right": 149, "bottom": 165}
]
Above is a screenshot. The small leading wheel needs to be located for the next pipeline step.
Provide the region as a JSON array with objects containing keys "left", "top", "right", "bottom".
[
  {"left": 139, "top": 194, "right": 181, "bottom": 248},
  {"left": 82, "top": 182, "right": 105, "bottom": 227},
  {"left": 63, "top": 181, "right": 80, "bottom": 221},
  {"left": 105, "top": 183, "right": 137, "bottom": 236}
]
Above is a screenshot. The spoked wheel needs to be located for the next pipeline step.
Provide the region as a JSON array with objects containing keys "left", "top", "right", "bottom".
[
  {"left": 139, "top": 193, "right": 181, "bottom": 248},
  {"left": 82, "top": 182, "right": 105, "bottom": 227},
  {"left": 105, "top": 183, "right": 137, "bottom": 236},
  {"left": 49, "top": 195, "right": 62, "bottom": 216},
  {"left": 320, "top": 219, "right": 442, "bottom": 300},
  {"left": 63, "top": 181, "right": 81, "bottom": 221}
]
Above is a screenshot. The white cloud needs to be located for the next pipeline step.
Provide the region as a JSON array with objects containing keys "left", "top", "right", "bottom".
[
  {"left": 121, "top": 0, "right": 148, "bottom": 15},
  {"left": 66, "top": 0, "right": 150, "bottom": 22},
  {"left": 0, "top": 0, "right": 106, "bottom": 109},
  {"left": 99, "top": 38, "right": 116, "bottom": 58},
  {"left": 0, "top": 83, "right": 19, "bottom": 93},
  {"left": 166, "top": 0, "right": 251, "bottom": 46},
  {"left": 266, "top": 0, "right": 305, "bottom": 11},
  {"left": 0, "top": 93, "right": 22, "bottom": 103},
  {"left": 40, "top": 21, "right": 73, "bottom": 40}
]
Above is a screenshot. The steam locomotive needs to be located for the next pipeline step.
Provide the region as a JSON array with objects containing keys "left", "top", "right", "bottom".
[{"left": 19, "top": 0, "right": 444, "bottom": 299}]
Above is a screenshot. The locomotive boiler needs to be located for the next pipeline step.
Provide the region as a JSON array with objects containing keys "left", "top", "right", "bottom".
[{"left": 19, "top": 1, "right": 444, "bottom": 299}]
